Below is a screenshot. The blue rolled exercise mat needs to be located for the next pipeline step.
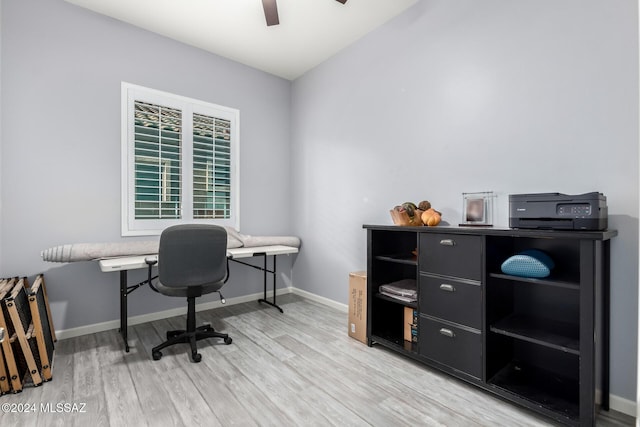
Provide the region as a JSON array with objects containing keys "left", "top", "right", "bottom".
[{"left": 500, "top": 249, "right": 555, "bottom": 278}]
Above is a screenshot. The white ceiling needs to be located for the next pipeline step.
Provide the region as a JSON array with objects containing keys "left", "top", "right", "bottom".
[{"left": 64, "top": 0, "right": 417, "bottom": 80}]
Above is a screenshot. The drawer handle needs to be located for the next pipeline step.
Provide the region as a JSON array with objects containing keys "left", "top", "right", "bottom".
[
  {"left": 439, "top": 328, "right": 455, "bottom": 338},
  {"left": 439, "top": 239, "right": 455, "bottom": 246},
  {"left": 439, "top": 284, "right": 455, "bottom": 292}
]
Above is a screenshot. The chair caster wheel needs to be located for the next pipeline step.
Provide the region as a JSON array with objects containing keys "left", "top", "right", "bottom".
[
  {"left": 224, "top": 337, "right": 233, "bottom": 345},
  {"left": 152, "top": 351, "right": 162, "bottom": 361},
  {"left": 192, "top": 353, "right": 202, "bottom": 363}
]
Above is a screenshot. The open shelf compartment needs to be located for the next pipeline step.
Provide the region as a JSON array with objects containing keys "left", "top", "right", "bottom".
[
  {"left": 370, "top": 294, "right": 418, "bottom": 354},
  {"left": 489, "top": 361, "right": 579, "bottom": 421},
  {"left": 486, "top": 330, "right": 580, "bottom": 423},
  {"left": 487, "top": 262, "right": 580, "bottom": 357},
  {"left": 486, "top": 235, "right": 581, "bottom": 286},
  {"left": 490, "top": 314, "right": 579, "bottom": 355}
]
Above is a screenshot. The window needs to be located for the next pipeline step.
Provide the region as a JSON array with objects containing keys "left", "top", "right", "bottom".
[{"left": 121, "top": 83, "right": 239, "bottom": 236}]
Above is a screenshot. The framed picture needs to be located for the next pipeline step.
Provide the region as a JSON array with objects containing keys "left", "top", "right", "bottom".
[{"left": 460, "top": 191, "right": 494, "bottom": 226}]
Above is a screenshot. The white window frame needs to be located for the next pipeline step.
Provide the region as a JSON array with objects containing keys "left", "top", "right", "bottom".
[{"left": 121, "top": 82, "right": 240, "bottom": 236}]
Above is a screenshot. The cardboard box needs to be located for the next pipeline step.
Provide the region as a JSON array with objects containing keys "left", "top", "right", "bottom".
[
  {"left": 348, "top": 271, "right": 367, "bottom": 344},
  {"left": 404, "top": 306, "right": 418, "bottom": 343}
]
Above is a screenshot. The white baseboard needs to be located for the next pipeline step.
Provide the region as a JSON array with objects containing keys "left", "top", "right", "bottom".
[
  {"left": 290, "top": 287, "right": 348, "bottom": 312},
  {"left": 56, "top": 286, "right": 344, "bottom": 340},
  {"left": 596, "top": 388, "right": 637, "bottom": 418},
  {"left": 608, "top": 393, "right": 637, "bottom": 418},
  {"left": 55, "top": 288, "right": 292, "bottom": 340}
]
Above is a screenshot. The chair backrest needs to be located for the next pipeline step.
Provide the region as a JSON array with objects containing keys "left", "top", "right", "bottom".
[{"left": 158, "top": 224, "right": 228, "bottom": 289}]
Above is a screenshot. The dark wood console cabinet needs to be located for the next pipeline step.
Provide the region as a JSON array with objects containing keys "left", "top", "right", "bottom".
[{"left": 364, "top": 225, "right": 616, "bottom": 426}]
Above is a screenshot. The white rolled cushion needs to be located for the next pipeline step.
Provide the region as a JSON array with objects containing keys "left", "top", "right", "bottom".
[
  {"left": 239, "top": 234, "right": 301, "bottom": 248},
  {"left": 41, "top": 241, "right": 159, "bottom": 262}
]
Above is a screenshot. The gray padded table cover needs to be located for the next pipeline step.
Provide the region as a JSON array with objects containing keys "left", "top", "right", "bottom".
[{"left": 41, "top": 227, "right": 301, "bottom": 263}]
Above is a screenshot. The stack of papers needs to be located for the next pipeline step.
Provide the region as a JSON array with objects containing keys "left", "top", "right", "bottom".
[{"left": 379, "top": 279, "right": 417, "bottom": 303}]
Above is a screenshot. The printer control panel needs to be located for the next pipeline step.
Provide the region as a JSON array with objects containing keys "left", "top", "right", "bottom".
[{"left": 557, "top": 203, "right": 591, "bottom": 216}]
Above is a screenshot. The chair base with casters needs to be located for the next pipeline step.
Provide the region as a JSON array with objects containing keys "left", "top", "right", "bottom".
[{"left": 151, "top": 295, "right": 232, "bottom": 363}]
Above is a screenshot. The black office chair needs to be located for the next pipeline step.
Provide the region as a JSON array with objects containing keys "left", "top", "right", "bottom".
[{"left": 146, "top": 224, "right": 232, "bottom": 363}]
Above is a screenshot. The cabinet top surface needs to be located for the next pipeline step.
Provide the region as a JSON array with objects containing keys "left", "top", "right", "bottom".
[{"left": 363, "top": 224, "right": 618, "bottom": 240}]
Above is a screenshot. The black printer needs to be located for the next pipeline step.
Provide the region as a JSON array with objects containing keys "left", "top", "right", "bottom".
[{"left": 509, "top": 192, "right": 608, "bottom": 230}]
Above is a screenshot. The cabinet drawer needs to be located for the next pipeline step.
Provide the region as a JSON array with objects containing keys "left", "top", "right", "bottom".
[
  {"left": 419, "top": 274, "right": 482, "bottom": 329},
  {"left": 419, "top": 316, "right": 482, "bottom": 378},
  {"left": 419, "top": 233, "right": 482, "bottom": 280}
]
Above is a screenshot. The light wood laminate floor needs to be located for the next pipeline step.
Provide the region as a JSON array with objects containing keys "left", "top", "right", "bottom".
[{"left": 0, "top": 294, "right": 634, "bottom": 426}]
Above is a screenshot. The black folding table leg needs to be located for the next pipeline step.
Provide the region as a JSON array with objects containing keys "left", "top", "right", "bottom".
[
  {"left": 258, "top": 254, "right": 283, "bottom": 313},
  {"left": 263, "top": 254, "right": 268, "bottom": 301},
  {"left": 119, "top": 270, "right": 130, "bottom": 352},
  {"left": 273, "top": 255, "right": 277, "bottom": 307}
]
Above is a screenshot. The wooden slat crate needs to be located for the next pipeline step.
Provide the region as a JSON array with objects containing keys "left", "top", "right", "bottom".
[{"left": 0, "top": 274, "right": 56, "bottom": 394}]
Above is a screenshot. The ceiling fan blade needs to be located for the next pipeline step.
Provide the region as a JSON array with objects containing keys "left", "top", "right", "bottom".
[
  {"left": 262, "top": 0, "right": 280, "bottom": 26},
  {"left": 335, "top": 0, "right": 348, "bottom": 4}
]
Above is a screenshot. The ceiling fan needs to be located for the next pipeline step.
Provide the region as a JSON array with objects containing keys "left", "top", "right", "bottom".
[{"left": 261, "top": 0, "right": 348, "bottom": 27}]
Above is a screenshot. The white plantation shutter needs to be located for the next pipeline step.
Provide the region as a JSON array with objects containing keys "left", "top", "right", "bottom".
[
  {"left": 192, "top": 114, "right": 232, "bottom": 219},
  {"left": 134, "top": 101, "right": 182, "bottom": 220},
  {"left": 122, "top": 83, "right": 239, "bottom": 236}
]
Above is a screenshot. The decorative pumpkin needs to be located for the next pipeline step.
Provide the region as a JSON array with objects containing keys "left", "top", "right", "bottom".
[{"left": 421, "top": 208, "right": 442, "bottom": 227}]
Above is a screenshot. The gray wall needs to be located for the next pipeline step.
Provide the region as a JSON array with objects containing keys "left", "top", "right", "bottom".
[
  {"left": 291, "top": 0, "right": 638, "bottom": 401},
  {"left": 0, "top": 0, "right": 293, "bottom": 330}
]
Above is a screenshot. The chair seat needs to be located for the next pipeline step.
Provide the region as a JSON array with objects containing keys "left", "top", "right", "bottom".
[{"left": 154, "top": 280, "right": 223, "bottom": 297}]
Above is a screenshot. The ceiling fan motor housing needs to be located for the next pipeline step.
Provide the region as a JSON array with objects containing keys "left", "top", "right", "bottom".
[{"left": 262, "top": 0, "right": 348, "bottom": 27}]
